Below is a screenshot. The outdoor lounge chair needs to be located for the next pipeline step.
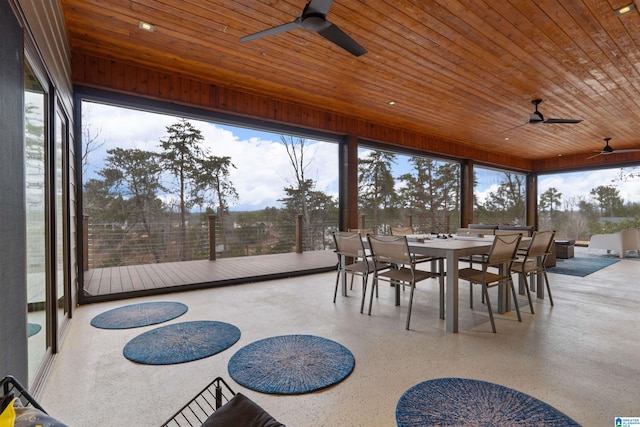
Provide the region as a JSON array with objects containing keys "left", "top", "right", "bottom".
[{"left": 588, "top": 228, "right": 640, "bottom": 258}]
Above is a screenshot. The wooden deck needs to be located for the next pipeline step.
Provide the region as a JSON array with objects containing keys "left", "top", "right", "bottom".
[{"left": 82, "top": 250, "right": 337, "bottom": 303}]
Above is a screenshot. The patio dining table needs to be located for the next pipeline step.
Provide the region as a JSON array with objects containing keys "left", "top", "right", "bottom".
[{"left": 355, "top": 234, "right": 521, "bottom": 333}]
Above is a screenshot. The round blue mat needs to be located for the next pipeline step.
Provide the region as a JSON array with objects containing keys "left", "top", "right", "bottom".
[
  {"left": 123, "top": 320, "right": 241, "bottom": 365},
  {"left": 28, "top": 323, "right": 41, "bottom": 337},
  {"left": 90, "top": 301, "right": 188, "bottom": 329},
  {"left": 228, "top": 334, "right": 355, "bottom": 395},
  {"left": 396, "top": 378, "right": 580, "bottom": 426}
]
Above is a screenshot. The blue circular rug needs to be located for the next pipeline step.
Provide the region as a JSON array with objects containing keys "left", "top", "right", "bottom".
[
  {"left": 227, "top": 334, "right": 355, "bottom": 395},
  {"left": 28, "top": 323, "right": 41, "bottom": 337},
  {"left": 396, "top": 378, "right": 580, "bottom": 426},
  {"left": 90, "top": 301, "right": 188, "bottom": 329},
  {"left": 123, "top": 320, "right": 241, "bottom": 365}
]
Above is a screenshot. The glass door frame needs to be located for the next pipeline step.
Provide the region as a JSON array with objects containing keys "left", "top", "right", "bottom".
[
  {"left": 24, "top": 37, "right": 72, "bottom": 387},
  {"left": 52, "top": 96, "right": 72, "bottom": 351}
]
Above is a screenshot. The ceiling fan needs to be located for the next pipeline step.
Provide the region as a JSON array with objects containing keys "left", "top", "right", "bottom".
[
  {"left": 587, "top": 138, "right": 640, "bottom": 159},
  {"left": 240, "top": 0, "right": 367, "bottom": 57},
  {"left": 528, "top": 99, "right": 582, "bottom": 124},
  {"left": 502, "top": 99, "right": 583, "bottom": 132}
]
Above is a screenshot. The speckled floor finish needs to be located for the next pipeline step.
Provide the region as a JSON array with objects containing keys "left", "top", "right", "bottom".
[{"left": 39, "top": 247, "right": 640, "bottom": 426}]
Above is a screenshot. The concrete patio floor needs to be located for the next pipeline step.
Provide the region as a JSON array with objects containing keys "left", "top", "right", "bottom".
[{"left": 39, "top": 247, "right": 640, "bottom": 426}]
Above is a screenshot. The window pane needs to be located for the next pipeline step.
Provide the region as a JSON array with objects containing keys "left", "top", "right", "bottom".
[
  {"left": 358, "top": 147, "right": 460, "bottom": 234},
  {"left": 538, "top": 167, "right": 640, "bottom": 240},
  {"left": 473, "top": 166, "right": 526, "bottom": 225},
  {"left": 81, "top": 101, "right": 339, "bottom": 295},
  {"left": 24, "top": 61, "right": 48, "bottom": 384},
  {"left": 55, "top": 109, "right": 68, "bottom": 331}
]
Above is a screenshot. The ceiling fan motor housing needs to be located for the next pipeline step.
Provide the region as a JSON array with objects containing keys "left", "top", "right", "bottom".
[
  {"left": 529, "top": 112, "right": 544, "bottom": 123},
  {"left": 302, "top": 14, "right": 326, "bottom": 31}
]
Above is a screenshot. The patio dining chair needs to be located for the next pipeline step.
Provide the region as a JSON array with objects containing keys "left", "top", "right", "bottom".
[
  {"left": 391, "top": 226, "right": 445, "bottom": 271},
  {"left": 366, "top": 234, "right": 441, "bottom": 330},
  {"left": 348, "top": 227, "right": 375, "bottom": 235},
  {"left": 458, "top": 233, "right": 522, "bottom": 333},
  {"left": 510, "top": 230, "right": 556, "bottom": 312},
  {"left": 390, "top": 226, "right": 414, "bottom": 236},
  {"left": 333, "top": 231, "right": 387, "bottom": 313}
]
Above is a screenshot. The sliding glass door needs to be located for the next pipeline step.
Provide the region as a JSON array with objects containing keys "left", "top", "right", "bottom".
[
  {"left": 24, "top": 57, "right": 71, "bottom": 386},
  {"left": 24, "top": 60, "right": 49, "bottom": 384}
]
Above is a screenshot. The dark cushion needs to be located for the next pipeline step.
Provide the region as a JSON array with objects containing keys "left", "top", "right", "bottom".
[
  {"left": 498, "top": 225, "right": 534, "bottom": 232},
  {"left": 201, "top": 393, "right": 285, "bottom": 427},
  {"left": 555, "top": 239, "right": 575, "bottom": 245},
  {"left": 468, "top": 224, "right": 499, "bottom": 230}
]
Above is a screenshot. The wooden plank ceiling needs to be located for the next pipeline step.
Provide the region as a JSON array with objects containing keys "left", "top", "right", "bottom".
[{"left": 59, "top": 0, "right": 640, "bottom": 168}]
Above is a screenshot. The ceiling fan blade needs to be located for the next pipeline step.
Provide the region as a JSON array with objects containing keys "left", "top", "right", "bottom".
[
  {"left": 526, "top": 100, "right": 582, "bottom": 125},
  {"left": 241, "top": 19, "right": 302, "bottom": 42},
  {"left": 501, "top": 121, "right": 529, "bottom": 133},
  {"left": 586, "top": 152, "right": 603, "bottom": 160},
  {"left": 306, "top": 0, "right": 335, "bottom": 16},
  {"left": 609, "top": 148, "right": 640, "bottom": 154},
  {"left": 318, "top": 22, "right": 367, "bottom": 56},
  {"left": 543, "top": 118, "right": 582, "bottom": 124}
]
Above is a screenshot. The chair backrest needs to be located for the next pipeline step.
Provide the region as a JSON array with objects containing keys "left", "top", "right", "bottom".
[
  {"left": 487, "top": 233, "right": 522, "bottom": 265},
  {"left": 333, "top": 231, "right": 366, "bottom": 258},
  {"left": 367, "top": 235, "right": 412, "bottom": 265},
  {"left": 620, "top": 228, "right": 640, "bottom": 252},
  {"left": 348, "top": 228, "right": 374, "bottom": 236},
  {"left": 495, "top": 229, "right": 526, "bottom": 237},
  {"left": 390, "top": 226, "right": 413, "bottom": 236},
  {"left": 526, "top": 230, "right": 555, "bottom": 258}
]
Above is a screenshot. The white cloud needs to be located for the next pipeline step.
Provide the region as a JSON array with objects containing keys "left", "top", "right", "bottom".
[
  {"left": 539, "top": 168, "right": 640, "bottom": 205},
  {"left": 475, "top": 183, "right": 501, "bottom": 205},
  {"left": 83, "top": 102, "right": 640, "bottom": 212},
  {"left": 83, "top": 102, "right": 339, "bottom": 211}
]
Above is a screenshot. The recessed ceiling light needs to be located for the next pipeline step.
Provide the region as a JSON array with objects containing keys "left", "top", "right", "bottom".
[
  {"left": 387, "top": 101, "right": 396, "bottom": 106},
  {"left": 615, "top": 3, "right": 636, "bottom": 15},
  {"left": 138, "top": 21, "right": 154, "bottom": 32},
  {"left": 504, "top": 137, "right": 509, "bottom": 141}
]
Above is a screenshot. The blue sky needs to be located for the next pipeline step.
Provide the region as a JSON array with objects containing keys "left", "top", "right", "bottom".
[
  {"left": 83, "top": 102, "right": 339, "bottom": 211},
  {"left": 83, "top": 102, "right": 640, "bottom": 211}
]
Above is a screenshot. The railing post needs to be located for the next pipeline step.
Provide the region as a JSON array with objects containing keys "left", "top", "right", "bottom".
[
  {"left": 295, "top": 214, "right": 303, "bottom": 253},
  {"left": 208, "top": 214, "right": 217, "bottom": 260},
  {"left": 359, "top": 214, "right": 366, "bottom": 230},
  {"left": 83, "top": 215, "right": 89, "bottom": 271}
]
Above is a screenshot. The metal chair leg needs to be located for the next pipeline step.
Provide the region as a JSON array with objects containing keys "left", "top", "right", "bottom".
[
  {"left": 368, "top": 276, "right": 378, "bottom": 315},
  {"left": 483, "top": 285, "right": 496, "bottom": 333},
  {"left": 470, "top": 283, "right": 474, "bottom": 309},
  {"left": 543, "top": 270, "right": 554, "bottom": 306},
  {"left": 439, "top": 275, "right": 445, "bottom": 320},
  {"left": 521, "top": 273, "right": 535, "bottom": 314},
  {"left": 333, "top": 270, "right": 340, "bottom": 303},
  {"left": 405, "top": 283, "right": 415, "bottom": 330},
  {"left": 359, "top": 273, "right": 368, "bottom": 314},
  {"left": 509, "top": 279, "right": 522, "bottom": 322}
]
